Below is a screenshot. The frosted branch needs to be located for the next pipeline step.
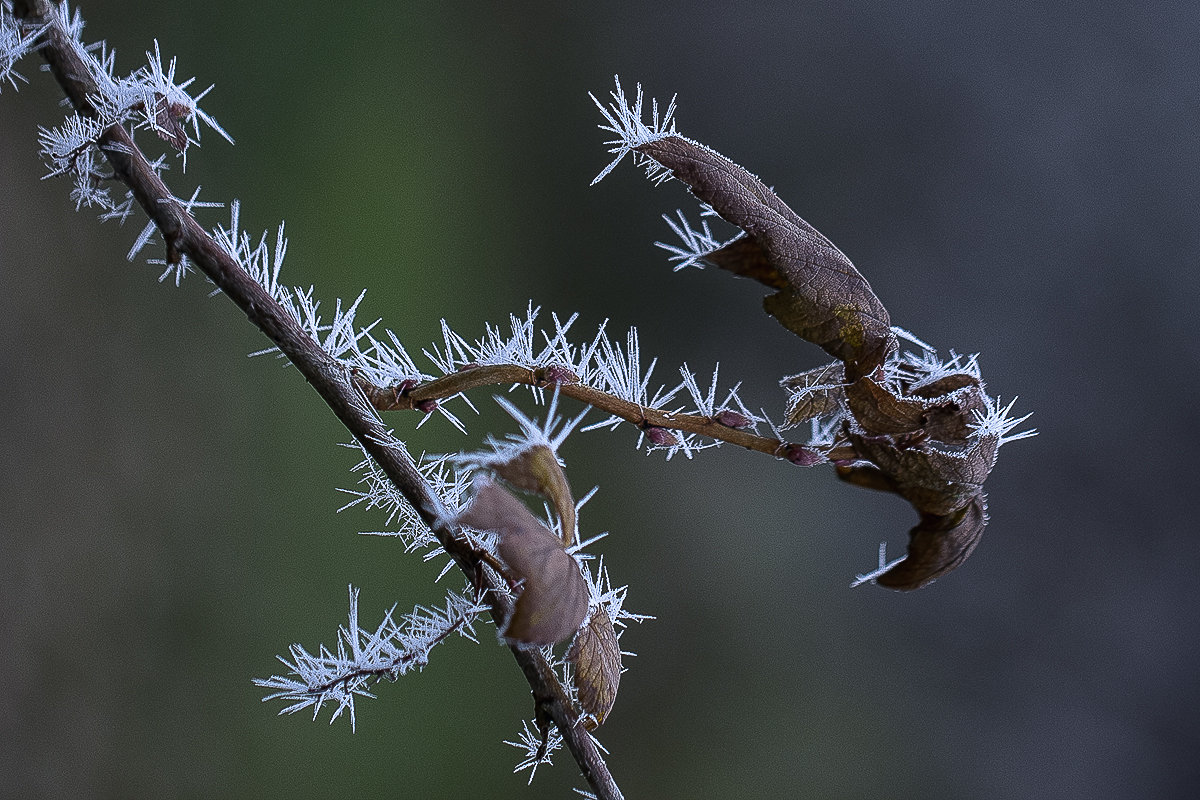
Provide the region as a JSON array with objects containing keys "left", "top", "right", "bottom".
[{"left": 255, "top": 587, "right": 485, "bottom": 731}]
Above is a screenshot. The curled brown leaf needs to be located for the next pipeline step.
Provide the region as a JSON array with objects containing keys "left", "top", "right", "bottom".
[
  {"left": 848, "top": 427, "right": 997, "bottom": 517},
  {"left": 491, "top": 443, "right": 577, "bottom": 547},
  {"left": 457, "top": 481, "right": 589, "bottom": 646},
  {"left": 875, "top": 494, "right": 988, "bottom": 590}
]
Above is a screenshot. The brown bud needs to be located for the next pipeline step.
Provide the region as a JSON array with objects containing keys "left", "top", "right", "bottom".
[
  {"left": 643, "top": 426, "right": 681, "bottom": 447},
  {"left": 541, "top": 364, "right": 580, "bottom": 385},
  {"left": 782, "top": 444, "right": 824, "bottom": 467},
  {"left": 152, "top": 93, "right": 190, "bottom": 152},
  {"left": 715, "top": 409, "right": 753, "bottom": 429}
]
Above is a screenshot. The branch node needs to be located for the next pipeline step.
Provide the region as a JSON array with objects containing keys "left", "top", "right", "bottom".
[{"left": 165, "top": 228, "right": 182, "bottom": 265}]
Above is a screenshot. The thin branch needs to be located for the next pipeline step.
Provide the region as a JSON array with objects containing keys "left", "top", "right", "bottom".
[
  {"left": 358, "top": 364, "right": 828, "bottom": 466},
  {"left": 14, "top": 3, "right": 621, "bottom": 797}
]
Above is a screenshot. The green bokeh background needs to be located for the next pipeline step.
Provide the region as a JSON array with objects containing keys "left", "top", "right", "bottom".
[{"left": 3, "top": 2, "right": 1199, "bottom": 798}]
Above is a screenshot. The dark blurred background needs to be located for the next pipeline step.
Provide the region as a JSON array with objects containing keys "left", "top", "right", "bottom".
[{"left": 2, "top": 2, "right": 1197, "bottom": 798}]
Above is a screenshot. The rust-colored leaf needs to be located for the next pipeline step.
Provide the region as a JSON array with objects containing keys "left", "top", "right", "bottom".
[
  {"left": 914, "top": 380, "right": 988, "bottom": 443},
  {"left": 567, "top": 607, "right": 621, "bottom": 729},
  {"left": 844, "top": 375, "right": 988, "bottom": 440},
  {"left": 457, "top": 481, "right": 588, "bottom": 647},
  {"left": 706, "top": 233, "right": 787, "bottom": 289},
  {"left": 844, "top": 376, "right": 928, "bottom": 435},
  {"left": 637, "top": 136, "right": 894, "bottom": 379}
]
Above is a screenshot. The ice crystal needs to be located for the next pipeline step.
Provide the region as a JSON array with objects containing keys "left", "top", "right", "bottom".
[
  {"left": 0, "top": 7, "right": 44, "bottom": 91},
  {"left": 255, "top": 587, "right": 485, "bottom": 731},
  {"left": 970, "top": 395, "right": 1037, "bottom": 447},
  {"left": 655, "top": 208, "right": 739, "bottom": 271},
  {"left": 590, "top": 75, "right": 679, "bottom": 184}
]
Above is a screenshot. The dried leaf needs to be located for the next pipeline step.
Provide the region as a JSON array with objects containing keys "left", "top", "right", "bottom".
[
  {"left": 848, "top": 431, "right": 996, "bottom": 516},
  {"left": 844, "top": 375, "right": 986, "bottom": 439},
  {"left": 844, "top": 376, "right": 928, "bottom": 435},
  {"left": 707, "top": 233, "right": 787, "bottom": 289},
  {"left": 567, "top": 608, "right": 621, "bottom": 729},
  {"left": 780, "top": 361, "right": 845, "bottom": 426},
  {"left": 834, "top": 460, "right": 901, "bottom": 494},
  {"left": 637, "top": 136, "right": 893, "bottom": 379},
  {"left": 912, "top": 379, "right": 987, "bottom": 444},
  {"left": 876, "top": 494, "right": 988, "bottom": 590},
  {"left": 458, "top": 481, "right": 588, "bottom": 647},
  {"left": 492, "top": 443, "right": 577, "bottom": 547},
  {"left": 614, "top": 117, "right": 1029, "bottom": 589}
]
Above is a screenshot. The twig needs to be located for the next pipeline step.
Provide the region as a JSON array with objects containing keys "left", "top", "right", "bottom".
[{"left": 358, "top": 363, "right": 829, "bottom": 466}]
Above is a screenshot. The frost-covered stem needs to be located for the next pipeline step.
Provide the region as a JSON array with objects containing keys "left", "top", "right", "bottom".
[
  {"left": 311, "top": 610, "right": 470, "bottom": 698},
  {"left": 361, "top": 364, "right": 825, "bottom": 465},
  {"left": 15, "top": 2, "right": 621, "bottom": 796}
]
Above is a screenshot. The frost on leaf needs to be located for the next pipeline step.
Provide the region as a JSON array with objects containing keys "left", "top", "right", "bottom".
[
  {"left": 781, "top": 361, "right": 846, "bottom": 426},
  {"left": 567, "top": 607, "right": 621, "bottom": 729},
  {"left": 833, "top": 363, "right": 1017, "bottom": 588},
  {"left": 634, "top": 135, "right": 895, "bottom": 382},
  {"left": 457, "top": 480, "right": 588, "bottom": 646},
  {"left": 594, "top": 77, "right": 1036, "bottom": 588}
]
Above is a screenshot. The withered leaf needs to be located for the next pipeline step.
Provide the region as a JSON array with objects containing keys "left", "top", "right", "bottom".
[
  {"left": 849, "top": 431, "right": 996, "bottom": 516},
  {"left": 914, "top": 381, "right": 988, "bottom": 444},
  {"left": 567, "top": 607, "right": 621, "bottom": 729},
  {"left": 844, "top": 376, "right": 928, "bottom": 435},
  {"left": 706, "top": 233, "right": 787, "bottom": 289},
  {"left": 780, "top": 361, "right": 846, "bottom": 426},
  {"left": 457, "top": 481, "right": 589, "bottom": 647},
  {"left": 844, "top": 375, "right": 988, "bottom": 440},
  {"left": 637, "top": 136, "right": 893, "bottom": 379},
  {"left": 491, "top": 443, "right": 577, "bottom": 547},
  {"left": 876, "top": 494, "right": 988, "bottom": 590}
]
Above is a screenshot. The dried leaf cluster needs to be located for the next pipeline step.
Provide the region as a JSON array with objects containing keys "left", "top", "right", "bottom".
[{"left": 614, "top": 106, "right": 1032, "bottom": 589}]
